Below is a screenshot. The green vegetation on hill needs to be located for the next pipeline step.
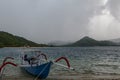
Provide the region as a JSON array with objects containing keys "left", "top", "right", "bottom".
[
  {"left": 0, "top": 31, "right": 118, "bottom": 47},
  {"left": 64, "top": 36, "right": 117, "bottom": 47},
  {"left": 0, "top": 31, "right": 48, "bottom": 47}
]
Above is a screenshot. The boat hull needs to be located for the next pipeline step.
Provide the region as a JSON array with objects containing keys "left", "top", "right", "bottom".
[{"left": 20, "top": 61, "right": 52, "bottom": 79}]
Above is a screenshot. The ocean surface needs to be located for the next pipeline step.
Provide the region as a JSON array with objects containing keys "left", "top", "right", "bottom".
[{"left": 1, "top": 47, "right": 120, "bottom": 77}]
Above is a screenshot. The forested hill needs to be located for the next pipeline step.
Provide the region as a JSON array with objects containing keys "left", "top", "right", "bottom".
[
  {"left": 64, "top": 36, "right": 118, "bottom": 47},
  {"left": 0, "top": 31, "right": 48, "bottom": 47}
]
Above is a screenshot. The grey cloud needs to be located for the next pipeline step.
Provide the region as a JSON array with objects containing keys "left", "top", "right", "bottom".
[
  {"left": 0, "top": 0, "right": 116, "bottom": 43},
  {"left": 107, "top": 0, "right": 120, "bottom": 21}
]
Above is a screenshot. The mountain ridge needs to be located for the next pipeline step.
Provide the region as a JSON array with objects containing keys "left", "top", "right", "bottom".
[
  {"left": 63, "top": 36, "right": 118, "bottom": 47},
  {"left": 0, "top": 31, "right": 120, "bottom": 47},
  {"left": 48, "top": 40, "right": 73, "bottom": 46},
  {"left": 0, "top": 31, "right": 48, "bottom": 47},
  {"left": 109, "top": 38, "right": 120, "bottom": 43}
]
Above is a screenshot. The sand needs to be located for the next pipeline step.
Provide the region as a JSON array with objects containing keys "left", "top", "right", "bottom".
[{"left": 2, "top": 74, "right": 120, "bottom": 80}]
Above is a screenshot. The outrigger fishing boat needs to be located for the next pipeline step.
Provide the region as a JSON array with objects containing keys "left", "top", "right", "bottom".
[{"left": 19, "top": 50, "right": 74, "bottom": 79}]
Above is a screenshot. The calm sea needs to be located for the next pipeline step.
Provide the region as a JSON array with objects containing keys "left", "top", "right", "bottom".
[{"left": 0, "top": 47, "right": 120, "bottom": 76}]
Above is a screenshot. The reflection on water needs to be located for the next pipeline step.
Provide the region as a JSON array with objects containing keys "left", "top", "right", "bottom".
[{"left": 0, "top": 47, "right": 120, "bottom": 76}]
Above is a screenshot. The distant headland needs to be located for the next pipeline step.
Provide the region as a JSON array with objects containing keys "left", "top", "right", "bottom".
[
  {"left": 0, "top": 31, "right": 120, "bottom": 47},
  {"left": 0, "top": 31, "right": 48, "bottom": 47},
  {"left": 62, "top": 36, "right": 120, "bottom": 47}
]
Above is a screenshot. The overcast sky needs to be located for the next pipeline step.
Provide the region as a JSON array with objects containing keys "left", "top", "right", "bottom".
[{"left": 0, "top": 0, "right": 120, "bottom": 43}]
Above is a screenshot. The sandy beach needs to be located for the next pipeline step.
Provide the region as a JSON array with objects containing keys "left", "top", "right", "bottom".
[{"left": 2, "top": 74, "right": 120, "bottom": 80}]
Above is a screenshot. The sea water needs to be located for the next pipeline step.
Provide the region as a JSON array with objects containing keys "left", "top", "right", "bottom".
[{"left": 1, "top": 47, "right": 120, "bottom": 77}]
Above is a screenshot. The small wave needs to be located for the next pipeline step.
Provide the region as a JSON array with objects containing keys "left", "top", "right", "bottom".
[
  {"left": 83, "top": 69, "right": 95, "bottom": 74},
  {"left": 94, "top": 71, "right": 120, "bottom": 75}
]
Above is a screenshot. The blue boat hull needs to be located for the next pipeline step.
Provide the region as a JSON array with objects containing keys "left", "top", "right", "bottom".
[{"left": 21, "top": 61, "right": 52, "bottom": 79}]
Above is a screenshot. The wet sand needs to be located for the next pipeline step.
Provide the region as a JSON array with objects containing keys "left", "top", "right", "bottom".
[{"left": 2, "top": 74, "right": 120, "bottom": 80}]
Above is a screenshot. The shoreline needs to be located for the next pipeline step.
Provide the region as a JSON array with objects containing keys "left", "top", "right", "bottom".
[{"left": 2, "top": 74, "right": 120, "bottom": 80}]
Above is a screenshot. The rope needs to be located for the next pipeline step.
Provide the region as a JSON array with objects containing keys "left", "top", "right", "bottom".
[{"left": 34, "top": 62, "right": 50, "bottom": 80}]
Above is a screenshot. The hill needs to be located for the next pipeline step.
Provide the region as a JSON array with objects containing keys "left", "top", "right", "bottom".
[
  {"left": 110, "top": 38, "right": 120, "bottom": 43},
  {"left": 64, "top": 36, "right": 117, "bottom": 47},
  {"left": 0, "top": 31, "right": 48, "bottom": 47},
  {"left": 48, "top": 41, "right": 72, "bottom": 46}
]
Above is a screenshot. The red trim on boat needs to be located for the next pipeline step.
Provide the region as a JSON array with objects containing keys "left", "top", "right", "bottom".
[
  {"left": 55, "top": 57, "right": 70, "bottom": 68},
  {"left": 0, "top": 62, "right": 17, "bottom": 72}
]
